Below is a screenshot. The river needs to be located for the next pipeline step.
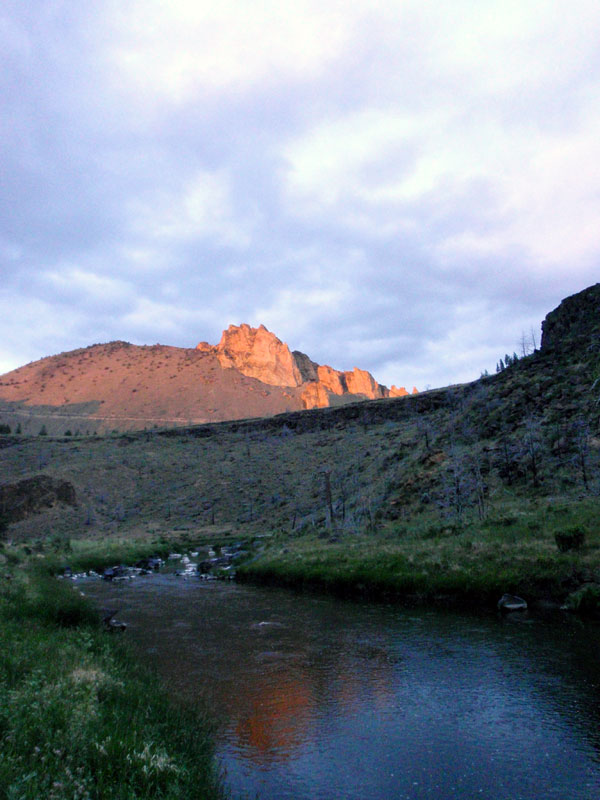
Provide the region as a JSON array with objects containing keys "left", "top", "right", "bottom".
[{"left": 82, "top": 571, "right": 600, "bottom": 800}]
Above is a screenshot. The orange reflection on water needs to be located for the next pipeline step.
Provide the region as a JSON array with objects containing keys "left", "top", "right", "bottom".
[
  {"left": 234, "top": 675, "right": 314, "bottom": 764},
  {"left": 230, "top": 644, "right": 400, "bottom": 765}
]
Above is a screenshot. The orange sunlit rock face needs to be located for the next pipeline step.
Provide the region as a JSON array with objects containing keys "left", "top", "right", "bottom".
[
  {"left": 344, "top": 367, "right": 387, "bottom": 399},
  {"left": 204, "top": 323, "right": 305, "bottom": 388},
  {"left": 300, "top": 381, "right": 330, "bottom": 409},
  {"left": 196, "top": 323, "right": 402, "bottom": 409},
  {"left": 317, "top": 364, "right": 347, "bottom": 395}
]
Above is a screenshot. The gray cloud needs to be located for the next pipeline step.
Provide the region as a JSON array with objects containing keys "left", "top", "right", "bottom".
[{"left": 2, "top": 1, "right": 600, "bottom": 388}]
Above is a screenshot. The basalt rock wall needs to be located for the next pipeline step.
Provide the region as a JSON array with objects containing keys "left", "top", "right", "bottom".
[{"left": 541, "top": 283, "right": 600, "bottom": 355}]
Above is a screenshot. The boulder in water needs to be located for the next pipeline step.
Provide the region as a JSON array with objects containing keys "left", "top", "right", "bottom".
[{"left": 497, "top": 593, "right": 527, "bottom": 613}]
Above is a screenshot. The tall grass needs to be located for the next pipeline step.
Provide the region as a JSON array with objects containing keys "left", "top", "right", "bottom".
[{"left": 0, "top": 572, "right": 224, "bottom": 799}]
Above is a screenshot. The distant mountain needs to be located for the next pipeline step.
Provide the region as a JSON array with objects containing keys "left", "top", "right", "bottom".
[{"left": 0, "top": 324, "right": 415, "bottom": 434}]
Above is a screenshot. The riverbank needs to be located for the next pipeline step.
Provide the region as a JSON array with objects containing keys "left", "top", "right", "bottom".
[
  {"left": 0, "top": 565, "right": 224, "bottom": 799},
  {"left": 237, "top": 497, "right": 600, "bottom": 612}
]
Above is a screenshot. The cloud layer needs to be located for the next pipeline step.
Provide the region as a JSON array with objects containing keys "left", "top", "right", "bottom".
[{"left": 2, "top": 1, "right": 599, "bottom": 387}]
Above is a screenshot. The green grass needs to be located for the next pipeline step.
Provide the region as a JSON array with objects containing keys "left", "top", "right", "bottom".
[
  {"left": 238, "top": 497, "right": 600, "bottom": 608},
  {"left": 0, "top": 571, "right": 224, "bottom": 799}
]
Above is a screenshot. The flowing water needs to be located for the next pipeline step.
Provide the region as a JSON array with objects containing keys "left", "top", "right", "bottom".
[{"left": 83, "top": 573, "right": 600, "bottom": 799}]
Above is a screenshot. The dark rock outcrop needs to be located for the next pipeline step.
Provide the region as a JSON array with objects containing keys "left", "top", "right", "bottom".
[
  {"left": 0, "top": 474, "right": 76, "bottom": 525},
  {"left": 541, "top": 283, "right": 600, "bottom": 354}
]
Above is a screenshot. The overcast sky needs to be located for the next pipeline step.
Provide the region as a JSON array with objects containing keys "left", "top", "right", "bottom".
[{"left": 2, "top": 1, "right": 599, "bottom": 390}]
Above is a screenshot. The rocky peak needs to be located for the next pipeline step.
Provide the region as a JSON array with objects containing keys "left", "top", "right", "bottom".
[
  {"left": 198, "top": 323, "right": 304, "bottom": 387},
  {"left": 344, "top": 367, "right": 387, "bottom": 400}
]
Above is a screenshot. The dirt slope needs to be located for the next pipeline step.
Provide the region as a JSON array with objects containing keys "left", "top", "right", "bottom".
[{"left": 0, "top": 340, "right": 314, "bottom": 433}]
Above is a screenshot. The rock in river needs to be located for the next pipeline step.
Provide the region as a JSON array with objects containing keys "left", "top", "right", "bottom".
[{"left": 497, "top": 594, "right": 528, "bottom": 613}]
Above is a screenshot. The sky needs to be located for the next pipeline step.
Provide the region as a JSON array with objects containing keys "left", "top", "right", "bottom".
[{"left": 2, "top": 1, "right": 600, "bottom": 390}]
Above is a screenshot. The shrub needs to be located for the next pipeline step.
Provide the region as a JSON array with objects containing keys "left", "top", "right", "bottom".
[
  {"left": 554, "top": 527, "right": 586, "bottom": 552},
  {"left": 563, "top": 584, "right": 600, "bottom": 615}
]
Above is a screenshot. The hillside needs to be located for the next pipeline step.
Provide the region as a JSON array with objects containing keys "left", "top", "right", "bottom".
[
  {"left": 0, "top": 283, "right": 599, "bottom": 609},
  {"left": 0, "top": 325, "right": 414, "bottom": 435}
]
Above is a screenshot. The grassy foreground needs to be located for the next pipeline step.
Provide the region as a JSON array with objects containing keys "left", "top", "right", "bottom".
[
  {"left": 238, "top": 497, "right": 600, "bottom": 609},
  {"left": 0, "top": 567, "right": 224, "bottom": 800}
]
